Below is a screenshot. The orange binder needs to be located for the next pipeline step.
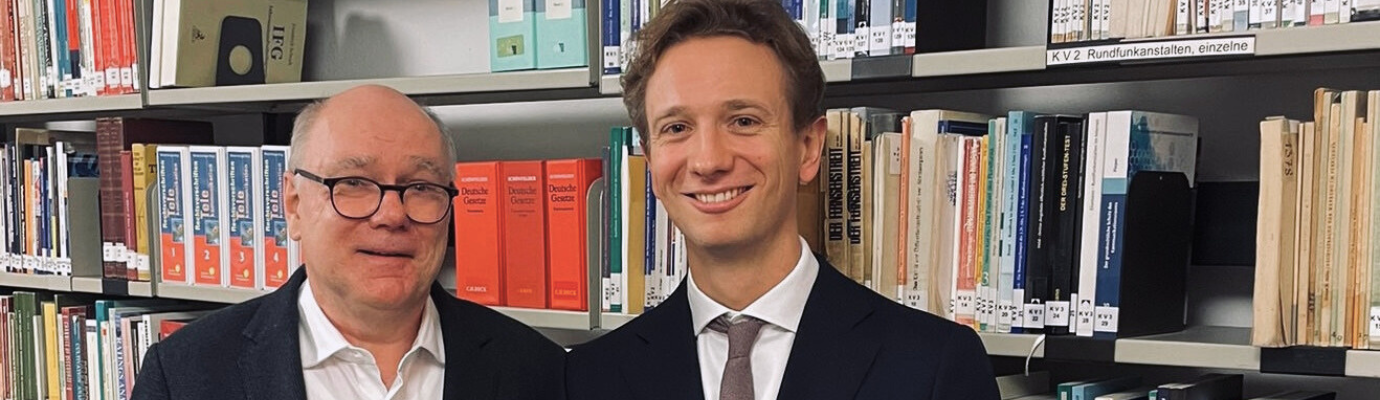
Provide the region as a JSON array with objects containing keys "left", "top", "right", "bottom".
[{"left": 454, "top": 162, "right": 505, "bottom": 306}]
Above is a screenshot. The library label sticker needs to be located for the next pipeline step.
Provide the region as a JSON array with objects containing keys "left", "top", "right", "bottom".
[
  {"left": 1095, "top": 306, "right": 1120, "bottom": 333},
  {"left": 1046, "top": 301, "right": 1071, "bottom": 327},
  {"left": 1024, "top": 303, "right": 1046, "bottom": 329},
  {"left": 1047, "top": 36, "right": 1255, "bottom": 66},
  {"left": 1371, "top": 307, "right": 1380, "bottom": 338}
]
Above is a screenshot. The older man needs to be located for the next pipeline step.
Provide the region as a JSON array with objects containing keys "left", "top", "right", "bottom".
[
  {"left": 565, "top": 1, "right": 999, "bottom": 399},
  {"left": 133, "top": 85, "right": 565, "bottom": 400}
]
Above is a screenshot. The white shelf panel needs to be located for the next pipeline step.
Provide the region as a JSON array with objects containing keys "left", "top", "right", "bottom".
[
  {"left": 146, "top": 69, "right": 591, "bottom": 106},
  {"left": 600, "top": 312, "right": 638, "bottom": 330},
  {"left": 912, "top": 46, "right": 1047, "bottom": 78},
  {"left": 979, "top": 333, "right": 1045, "bottom": 358},
  {"left": 820, "top": 59, "right": 852, "bottom": 82},
  {"left": 0, "top": 273, "right": 71, "bottom": 291},
  {"left": 71, "top": 277, "right": 156, "bottom": 297},
  {"left": 156, "top": 283, "right": 266, "bottom": 304},
  {"left": 71, "top": 277, "right": 103, "bottom": 294},
  {"left": 0, "top": 94, "right": 142, "bottom": 117},
  {"left": 494, "top": 307, "right": 593, "bottom": 330},
  {"left": 1256, "top": 21, "right": 1380, "bottom": 56},
  {"left": 599, "top": 74, "right": 621, "bottom": 95},
  {"left": 1115, "top": 326, "right": 1259, "bottom": 371},
  {"left": 1346, "top": 350, "right": 1380, "bottom": 378}
]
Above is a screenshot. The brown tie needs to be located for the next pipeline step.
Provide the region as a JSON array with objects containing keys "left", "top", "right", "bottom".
[{"left": 707, "top": 315, "right": 768, "bottom": 400}]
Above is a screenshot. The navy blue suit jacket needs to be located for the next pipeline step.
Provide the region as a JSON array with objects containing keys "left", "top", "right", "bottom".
[
  {"left": 566, "top": 255, "right": 1000, "bottom": 400},
  {"left": 132, "top": 268, "right": 566, "bottom": 400}
]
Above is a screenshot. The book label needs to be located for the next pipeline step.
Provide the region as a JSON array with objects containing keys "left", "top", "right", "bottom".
[
  {"left": 546, "top": 0, "right": 572, "bottom": 19},
  {"left": 1024, "top": 303, "right": 1045, "bottom": 328},
  {"left": 891, "top": 21, "right": 905, "bottom": 48},
  {"left": 1046, "top": 36, "right": 1255, "bottom": 66},
  {"left": 956, "top": 289, "right": 976, "bottom": 316},
  {"left": 1012, "top": 288, "right": 1026, "bottom": 328},
  {"left": 602, "top": 47, "right": 620, "bottom": 71},
  {"left": 1046, "top": 301, "right": 1071, "bottom": 327},
  {"left": 1095, "top": 305, "right": 1120, "bottom": 333},
  {"left": 1371, "top": 307, "right": 1380, "bottom": 338},
  {"left": 498, "top": 0, "right": 524, "bottom": 23}
]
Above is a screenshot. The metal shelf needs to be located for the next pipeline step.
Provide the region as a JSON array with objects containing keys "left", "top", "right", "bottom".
[
  {"left": 980, "top": 332, "right": 1045, "bottom": 358},
  {"left": 596, "top": 59, "right": 854, "bottom": 95},
  {"left": 493, "top": 307, "right": 594, "bottom": 330},
  {"left": 155, "top": 282, "right": 266, "bottom": 304},
  {"left": 1256, "top": 21, "right": 1380, "bottom": 56},
  {"left": 1346, "top": 350, "right": 1380, "bottom": 378},
  {"left": 0, "top": 94, "right": 143, "bottom": 117},
  {"left": 1115, "top": 326, "right": 1259, "bottom": 371},
  {"left": 146, "top": 69, "right": 592, "bottom": 107},
  {"left": 599, "top": 312, "right": 638, "bottom": 330},
  {"left": 0, "top": 273, "right": 71, "bottom": 291},
  {"left": 912, "top": 46, "right": 1046, "bottom": 78},
  {"left": 71, "top": 277, "right": 156, "bottom": 297}
]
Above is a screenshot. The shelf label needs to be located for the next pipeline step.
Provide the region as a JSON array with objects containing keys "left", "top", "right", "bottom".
[
  {"left": 545, "top": 0, "right": 572, "bottom": 20},
  {"left": 1046, "top": 36, "right": 1255, "bottom": 66},
  {"left": 498, "top": 0, "right": 524, "bottom": 23},
  {"left": 1095, "top": 306, "right": 1120, "bottom": 333},
  {"left": 1024, "top": 303, "right": 1045, "bottom": 329},
  {"left": 1371, "top": 307, "right": 1380, "bottom": 338},
  {"left": 1046, "top": 301, "right": 1071, "bottom": 327}
]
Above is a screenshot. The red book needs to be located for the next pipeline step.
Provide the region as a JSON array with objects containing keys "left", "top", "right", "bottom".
[
  {"left": 118, "top": 0, "right": 133, "bottom": 93},
  {"left": 0, "top": 0, "right": 14, "bottom": 101},
  {"left": 500, "top": 161, "right": 547, "bottom": 309},
  {"left": 453, "top": 162, "right": 504, "bottom": 306},
  {"left": 159, "top": 319, "right": 189, "bottom": 340},
  {"left": 65, "top": 0, "right": 79, "bottom": 96},
  {"left": 544, "top": 158, "right": 601, "bottom": 311}
]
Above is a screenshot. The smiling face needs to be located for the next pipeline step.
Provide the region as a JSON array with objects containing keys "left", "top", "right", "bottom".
[
  {"left": 643, "top": 36, "right": 824, "bottom": 258},
  {"left": 284, "top": 86, "right": 452, "bottom": 312}
]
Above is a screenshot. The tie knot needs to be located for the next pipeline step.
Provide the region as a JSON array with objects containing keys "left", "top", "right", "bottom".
[{"left": 707, "top": 315, "right": 767, "bottom": 359}]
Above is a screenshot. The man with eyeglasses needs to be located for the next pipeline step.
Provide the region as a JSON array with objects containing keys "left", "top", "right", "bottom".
[{"left": 133, "top": 85, "right": 566, "bottom": 400}]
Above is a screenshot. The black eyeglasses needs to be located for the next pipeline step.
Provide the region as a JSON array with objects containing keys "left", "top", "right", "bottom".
[{"left": 294, "top": 169, "right": 459, "bottom": 224}]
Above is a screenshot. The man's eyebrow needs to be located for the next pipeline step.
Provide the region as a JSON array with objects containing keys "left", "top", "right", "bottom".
[
  {"left": 723, "top": 99, "right": 768, "bottom": 112},
  {"left": 332, "top": 155, "right": 376, "bottom": 172},
  {"left": 652, "top": 106, "right": 689, "bottom": 125},
  {"left": 409, "top": 155, "right": 449, "bottom": 182}
]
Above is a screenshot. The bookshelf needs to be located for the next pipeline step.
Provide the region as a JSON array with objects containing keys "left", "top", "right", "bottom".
[{"left": 0, "top": 0, "right": 1377, "bottom": 397}]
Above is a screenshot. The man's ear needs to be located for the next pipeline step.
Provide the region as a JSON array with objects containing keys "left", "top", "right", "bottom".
[
  {"left": 798, "top": 116, "right": 826, "bottom": 184},
  {"left": 284, "top": 172, "right": 303, "bottom": 241}
]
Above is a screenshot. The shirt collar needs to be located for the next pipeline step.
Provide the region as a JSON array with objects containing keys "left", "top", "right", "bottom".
[
  {"left": 687, "top": 237, "right": 818, "bottom": 335},
  {"left": 298, "top": 279, "right": 446, "bottom": 368}
]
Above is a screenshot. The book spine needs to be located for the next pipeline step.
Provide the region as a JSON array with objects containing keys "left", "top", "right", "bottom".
[
  {"left": 1023, "top": 116, "right": 1056, "bottom": 334},
  {"left": 120, "top": 150, "right": 135, "bottom": 280},
  {"left": 834, "top": 0, "right": 854, "bottom": 59},
  {"left": 896, "top": 118, "right": 911, "bottom": 304},
  {"left": 226, "top": 149, "right": 257, "bottom": 289},
  {"left": 1077, "top": 113, "right": 1107, "bottom": 337},
  {"left": 188, "top": 147, "right": 223, "bottom": 287},
  {"left": 825, "top": 111, "right": 848, "bottom": 273},
  {"left": 454, "top": 162, "right": 505, "bottom": 306},
  {"left": 1049, "top": 118, "right": 1085, "bottom": 336},
  {"left": 1012, "top": 113, "right": 1033, "bottom": 333},
  {"left": 847, "top": 113, "right": 864, "bottom": 283},
  {"left": 260, "top": 146, "right": 289, "bottom": 289},
  {"left": 545, "top": 159, "right": 598, "bottom": 311},
  {"left": 902, "top": 0, "right": 915, "bottom": 53},
  {"left": 117, "top": 0, "right": 129, "bottom": 92},
  {"left": 956, "top": 136, "right": 980, "bottom": 328},
  {"left": 852, "top": 0, "right": 869, "bottom": 58},
  {"left": 601, "top": 0, "right": 619, "bottom": 74},
  {"left": 501, "top": 161, "right": 548, "bottom": 309}
]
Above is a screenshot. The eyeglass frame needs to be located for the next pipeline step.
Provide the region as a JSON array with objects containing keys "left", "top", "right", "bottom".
[{"left": 292, "top": 168, "right": 460, "bottom": 224}]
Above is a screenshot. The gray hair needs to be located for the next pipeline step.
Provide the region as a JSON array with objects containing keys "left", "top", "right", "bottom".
[{"left": 288, "top": 98, "right": 458, "bottom": 179}]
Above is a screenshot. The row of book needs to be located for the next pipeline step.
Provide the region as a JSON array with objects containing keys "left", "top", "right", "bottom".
[
  {"left": 1049, "top": 0, "right": 1380, "bottom": 44},
  {"left": 796, "top": 108, "right": 1199, "bottom": 338},
  {"left": 0, "top": 0, "right": 141, "bottom": 101},
  {"left": 1001, "top": 372, "right": 1333, "bottom": 400},
  {"left": 600, "top": 0, "right": 960, "bottom": 76},
  {"left": 452, "top": 158, "right": 618, "bottom": 311},
  {"left": 486, "top": 0, "right": 591, "bottom": 72},
  {"left": 1253, "top": 88, "right": 1380, "bottom": 350},
  {"left": 0, "top": 128, "right": 95, "bottom": 277},
  {"left": 154, "top": 145, "right": 300, "bottom": 291},
  {"left": 0, "top": 292, "right": 204, "bottom": 400},
  {"left": 148, "top": 0, "right": 308, "bottom": 88}
]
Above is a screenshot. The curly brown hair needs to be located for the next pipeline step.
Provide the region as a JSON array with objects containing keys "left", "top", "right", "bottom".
[{"left": 621, "top": 0, "right": 825, "bottom": 148}]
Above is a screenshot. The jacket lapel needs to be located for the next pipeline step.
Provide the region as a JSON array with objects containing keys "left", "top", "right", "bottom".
[
  {"left": 777, "top": 257, "right": 883, "bottom": 400},
  {"left": 239, "top": 268, "right": 309, "bottom": 400},
  {"left": 433, "top": 284, "right": 499, "bottom": 400},
  {"left": 620, "top": 283, "right": 705, "bottom": 400}
]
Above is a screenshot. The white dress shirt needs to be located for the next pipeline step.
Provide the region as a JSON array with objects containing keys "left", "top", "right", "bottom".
[
  {"left": 298, "top": 280, "right": 446, "bottom": 400},
  {"left": 687, "top": 237, "right": 819, "bottom": 400}
]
